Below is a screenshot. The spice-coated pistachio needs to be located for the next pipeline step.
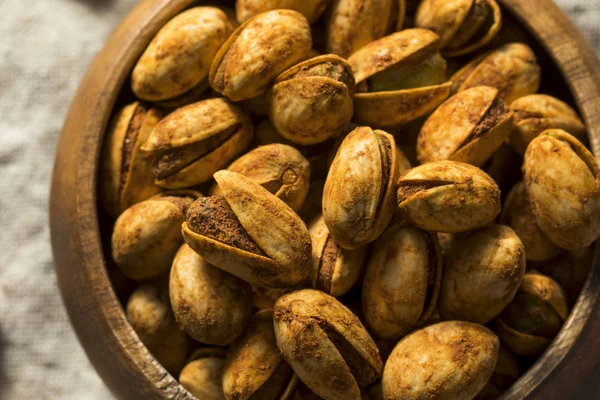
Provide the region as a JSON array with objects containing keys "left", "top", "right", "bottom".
[
  {"left": 236, "top": 0, "right": 331, "bottom": 23},
  {"left": 132, "top": 7, "right": 232, "bottom": 101},
  {"left": 523, "top": 129, "right": 600, "bottom": 249},
  {"left": 382, "top": 321, "right": 499, "bottom": 400},
  {"left": 179, "top": 348, "right": 227, "bottom": 400},
  {"left": 417, "top": 86, "right": 513, "bottom": 167},
  {"left": 397, "top": 161, "right": 501, "bottom": 232},
  {"left": 438, "top": 225, "right": 526, "bottom": 324},
  {"left": 183, "top": 171, "right": 312, "bottom": 288},
  {"left": 210, "top": 10, "right": 312, "bottom": 101},
  {"left": 274, "top": 289, "right": 383, "bottom": 400},
  {"left": 323, "top": 127, "right": 399, "bottom": 249},
  {"left": 99, "top": 102, "right": 162, "bottom": 217},
  {"left": 169, "top": 244, "right": 253, "bottom": 345},
  {"left": 362, "top": 224, "right": 441, "bottom": 339}
]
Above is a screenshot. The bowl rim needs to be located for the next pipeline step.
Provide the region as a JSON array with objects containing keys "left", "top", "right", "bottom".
[{"left": 50, "top": 0, "right": 600, "bottom": 399}]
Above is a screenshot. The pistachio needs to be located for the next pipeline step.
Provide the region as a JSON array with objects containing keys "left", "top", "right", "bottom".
[
  {"left": 438, "top": 225, "right": 526, "bottom": 324},
  {"left": 223, "top": 310, "right": 297, "bottom": 400},
  {"left": 348, "top": 29, "right": 452, "bottom": 128},
  {"left": 126, "top": 283, "right": 189, "bottom": 375},
  {"left": 183, "top": 171, "right": 312, "bottom": 288},
  {"left": 474, "top": 346, "right": 520, "bottom": 399},
  {"left": 308, "top": 216, "right": 366, "bottom": 297},
  {"left": 417, "top": 86, "right": 514, "bottom": 167},
  {"left": 323, "top": 127, "right": 399, "bottom": 249},
  {"left": 325, "top": 0, "right": 394, "bottom": 58},
  {"left": 141, "top": 98, "right": 253, "bottom": 189},
  {"left": 132, "top": 7, "right": 232, "bottom": 101},
  {"left": 211, "top": 144, "right": 311, "bottom": 212},
  {"left": 268, "top": 55, "right": 355, "bottom": 145},
  {"left": 382, "top": 321, "right": 499, "bottom": 400},
  {"left": 495, "top": 271, "right": 569, "bottom": 356},
  {"left": 396, "top": 161, "right": 501, "bottom": 232},
  {"left": 273, "top": 289, "right": 383, "bottom": 400},
  {"left": 523, "top": 129, "right": 600, "bottom": 249},
  {"left": 236, "top": 0, "right": 331, "bottom": 23},
  {"left": 415, "top": 0, "right": 502, "bottom": 57},
  {"left": 210, "top": 10, "right": 312, "bottom": 101},
  {"left": 179, "top": 348, "right": 227, "bottom": 400},
  {"left": 170, "top": 244, "right": 253, "bottom": 345},
  {"left": 362, "top": 224, "right": 441, "bottom": 339},
  {"left": 509, "top": 94, "right": 586, "bottom": 155},
  {"left": 99, "top": 102, "right": 162, "bottom": 217},
  {"left": 451, "top": 43, "right": 541, "bottom": 104},
  {"left": 501, "top": 181, "right": 561, "bottom": 261},
  {"left": 112, "top": 195, "right": 195, "bottom": 280}
]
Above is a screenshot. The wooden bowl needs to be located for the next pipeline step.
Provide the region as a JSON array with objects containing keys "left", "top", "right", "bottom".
[{"left": 50, "top": 0, "right": 600, "bottom": 398}]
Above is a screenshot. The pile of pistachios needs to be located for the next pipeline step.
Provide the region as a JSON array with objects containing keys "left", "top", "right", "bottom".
[{"left": 101, "top": 1, "right": 600, "bottom": 399}]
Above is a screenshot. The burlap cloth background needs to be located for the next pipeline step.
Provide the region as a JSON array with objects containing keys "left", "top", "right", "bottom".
[{"left": 0, "top": 0, "right": 598, "bottom": 398}]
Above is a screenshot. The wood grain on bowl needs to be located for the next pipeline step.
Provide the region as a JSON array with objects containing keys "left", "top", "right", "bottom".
[{"left": 50, "top": 0, "right": 600, "bottom": 399}]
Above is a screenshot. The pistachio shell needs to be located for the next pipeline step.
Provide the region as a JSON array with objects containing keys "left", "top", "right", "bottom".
[
  {"left": 126, "top": 283, "right": 189, "bottom": 375},
  {"left": 268, "top": 55, "right": 355, "bottom": 145},
  {"left": 438, "top": 225, "right": 526, "bottom": 324},
  {"left": 417, "top": 86, "right": 514, "bottom": 167},
  {"left": 326, "top": 0, "right": 394, "bottom": 58},
  {"left": 509, "top": 94, "right": 586, "bottom": 155},
  {"left": 210, "top": 10, "right": 312, "bottom": 101},
  {"left": 132, "top": 7, "right": 232, "bottom": 101},
  {"left": 362, "top": 224, "right": 442, "bottom": 339},
  {"left": 236, "top": 0, "right": 331, "bottom": 23},
  {"left": 308, "top": 216, "right": 366, "bottom": 297},
  {"left": 183, "top": 171, "right": 312, "bottom": 288},
  {"left": 99, "top": 102, "right": 162, "bottom": 217},
  {"left": 179, "top": 348, "right": 226, "bottom": 400},
  {"left": 382, "top": 321, "right": 499, "bottom": 400},
  {"left": 452, "top": 43, "right": 541, "bottom": 103},
  {"left": 223, "top": 310, "right": 296, "bottom": 400},
  {"left": 493, "top": 318, "right": 552, "bottom": 357},
  {"left": 501, "top": 181, "right": 561, "bottom": 261},
  {"left": 323, "top": 127, "right": 399, "bottom": 249},
  {"left": 273, "top": 289, "right": 383, "bottom": 400},
  {"left": 141, "top": 98, "right": 253, "bottom": 189},
  {"left": 523, "top": 129, "right": 600, "bottom": 249},
  {"left": 397, "top": 161, "right": 501, "bottom": 232},
  {"left": 112, "top": 197, "right": 192, "bottom": 280}
]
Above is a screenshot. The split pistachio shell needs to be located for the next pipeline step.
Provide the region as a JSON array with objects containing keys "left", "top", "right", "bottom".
[
  {"left": 210, "top": 10, "right": 312, "bottom": 101},
  {"left": 236, "top": 0, "right": 331, "bottom": 23},
  {"left": 268, "top": 55, "right": 355, "bottom": 145},
  {"left": 273, "top": 289, "right": 383, "bottom": 400},
  {"left": 126, "top": 283, "right": 189, "bottom": 375},
  {"left": 326, "top": 0, "right": 394, "bottom": 58},
  {"left": 223, "top": 310, "right": 296, "bottom": 400},
  {"left": 415, "top": 0, "right": 502, "bottom": 57},
  {"left": 182, "top": 171, "right": 312, "bottom": 288},
  {"left": 112, "top": 196, "right": 194, "bottom": 280},
  {"left": 501, "top": 181, "right": 561, "bottom": 261},
  {"left": 141, "top": 98, "right": 253, "bottom": 189},
  {"left": 99, "top": 102, "right": 162, "bottom": 217},
  {"left": 323, "top": 127, "right": 399, "bottom": 249},
  {"left": 509, "top": 94, "right": 586, "bottom": 155},
  {"left": 211, "top": 144, "right": 311, "bottom": 212},
  {"left": 495, "top": 271, "right": 569, "bottom": 356},
  {"left": 417, "top": 86, "right": 514, "bottom": 167},
  {"left": 179, "top": 348, "right": 227, "bottom": 400},
  {"left": 383, "top": 321, "right": 499, "bottom": 400},
  {"left": 132, "top": 7, "right": 232, "bottom": 101},
  {"left": 169, "top": 244, "right": 253, "bottom": 345},
  {"left": 308, "top": 216, "right": 366, "bottom": 297},
  {"left": 438, "top": 225, "right": 526, "bottom": 324},
  {"left": 397, "top": 161, "right": 501, "bottom": 232},
  {"left": 523, "top": 129, "right": 600, "bottom": 249},
  {"left": 349, "top": 29, "right": 452, "bottom": 128},
  {"left": 536, "top": 247, "right": 593, "bottom": 305},
  {"left": 362, "top": 224, "right": 442, "bottom": 339},
  {"left": 451, "top": 43, "right": 541, "bottom": 104}
]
